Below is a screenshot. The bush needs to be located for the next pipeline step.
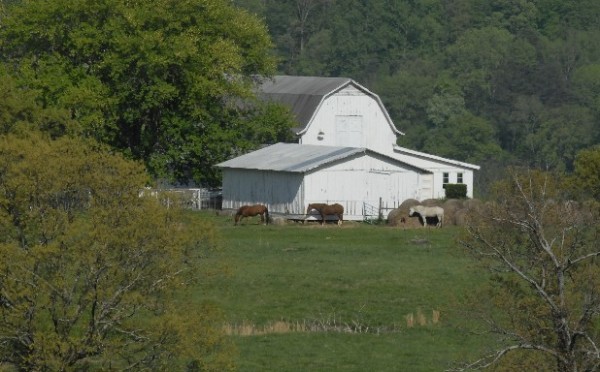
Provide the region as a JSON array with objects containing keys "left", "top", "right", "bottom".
[
  {"left": 0, "top": 133, "right": 232, "bottom": 370},
  {"left": 444, "top": 183, "right": 467, "bottom": 199}
]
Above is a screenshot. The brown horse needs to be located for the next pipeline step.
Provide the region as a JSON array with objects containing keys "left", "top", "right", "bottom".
[
  {"left": 306, "top": 203, "right": 344, "bottom": 226},
  {"left": 234, "top": 204, "right": 269, "bottom": 225}
]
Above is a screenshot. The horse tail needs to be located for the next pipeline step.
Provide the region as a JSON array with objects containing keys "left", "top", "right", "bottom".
[{"left": 264, "top": 206, "right": 269, "bottom": 225}]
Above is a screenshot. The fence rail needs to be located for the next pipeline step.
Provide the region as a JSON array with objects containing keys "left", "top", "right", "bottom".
[
  {"left": 140, "top": 188, "right": 222, "bottom": 210},
  {"left": 142, "top": 189, "right": 403, "bottom": 221}
]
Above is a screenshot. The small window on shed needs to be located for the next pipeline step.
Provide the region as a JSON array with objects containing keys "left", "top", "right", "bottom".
[
  {"left": 443, "top": 172, "right": 449, "bottom": 184},
  {"left": 457, "top": 172, "right": 463, "bottom": 183}
]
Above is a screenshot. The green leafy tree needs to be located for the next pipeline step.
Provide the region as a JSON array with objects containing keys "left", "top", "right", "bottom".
[
  {"left": 242, "top": 101, "right": 297, "bottom": 145},
  {"left": 422, "top": 111, "right": 504, "bottom": 164},
  {"left": 569, "top": 146, "right": 600, "bottom": 200},
  {"left": 374, "top": 64, "right": 437, "bottom": 148},
  {"left": 523, "top": 105, "right": 596, "bottom": 171},
  {"left": 0, "top": 133, "right": 231, "bottom": 370},
  {"left": 572, "top": 63, "right": 600, "bottom": 118},
  {"left": 0, "top": 66, "right": 73, "bottom": 136},
  {"left": 459, "top": 169, "right": 600, "bottom": 371},
  {"left": 445, "top": 26, "right": 535, "bottom": 114},
  {"left": 0, "top": 0, "right": 277, "bottom": 186}
]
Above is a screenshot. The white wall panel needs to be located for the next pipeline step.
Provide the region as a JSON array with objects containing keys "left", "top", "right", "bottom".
[{"left": 301, "top": 88, "right": 397, "bottom": 153}]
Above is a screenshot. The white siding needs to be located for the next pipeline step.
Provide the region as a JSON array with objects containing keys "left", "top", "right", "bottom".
[
  {"left": 418, "top": 173, "right": 434, "bottom": 200},
  {"left": 392, "top": 151, "right": 476, "bottom": 198},
  {"left": 221, "top": 169, "right": 305, "bottom": 214},
  {"left": 221, "top": 151, "right": 427, "bottom": 221},
  {"left": 301, "top": 86, "right": 397, "bottom": 152},
  {"left": 302, "top": 154, "right": 422, "bottom": 219}
]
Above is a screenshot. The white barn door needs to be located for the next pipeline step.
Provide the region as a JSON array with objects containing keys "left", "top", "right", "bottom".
[{"left": 335, "top": 115, "right": 363, "bottom": 147}]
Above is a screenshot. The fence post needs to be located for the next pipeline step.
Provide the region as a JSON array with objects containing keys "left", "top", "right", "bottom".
[{"left": 378, "top": 197, "right": 383, "bottom": 221}]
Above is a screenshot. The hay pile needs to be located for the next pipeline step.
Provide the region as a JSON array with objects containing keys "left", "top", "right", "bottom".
[
  {"left": 387, "top": 199, "right": 421, "bottom": 227},
  {"left": 387, "top": 198, "right": 482, "bottom": 228}
]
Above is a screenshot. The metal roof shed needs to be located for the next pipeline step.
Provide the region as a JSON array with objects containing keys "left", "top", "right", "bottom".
[{"left": 216, "top": 143, "right": 432, "bottom": 221}]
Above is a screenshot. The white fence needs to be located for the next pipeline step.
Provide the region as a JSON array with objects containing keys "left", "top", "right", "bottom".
[{"left": 140, "top": 188, "right": 222, "bottom": 210}]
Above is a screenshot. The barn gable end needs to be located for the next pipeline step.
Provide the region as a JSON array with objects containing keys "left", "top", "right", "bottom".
[{"left": 259, "top": 75, "right": 402, "bottom": 149}]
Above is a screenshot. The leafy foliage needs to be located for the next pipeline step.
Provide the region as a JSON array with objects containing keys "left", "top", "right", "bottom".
[
  {"left": 235, "top": 0, "right": 600, "bottom": 184},
  {"left": 0, "top": 133, "right": 232, "bottom": 370},
  {"left": 570, "top": 146, "right": 600, "bottom": 200},
  {"left": 445, "top": 184, "right": 468, "bottom": 199},
  {"left": 0, "top": 0, "right": 282, "bottom": 186}
]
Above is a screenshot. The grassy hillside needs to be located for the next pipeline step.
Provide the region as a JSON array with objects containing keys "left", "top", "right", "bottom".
[{"left": 193, "top": 212, "right": 493, "bottom": 371}]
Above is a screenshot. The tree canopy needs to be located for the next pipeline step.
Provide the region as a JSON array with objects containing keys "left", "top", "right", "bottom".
[
  {"left": 235, "top": 0, "right": 600, "bottom": 192},
  {"left": 0, "top": 0, "right": 290, "bottom": 186},
  {"left": 0, "top": 133, "right": 231, "bottom": 370}
]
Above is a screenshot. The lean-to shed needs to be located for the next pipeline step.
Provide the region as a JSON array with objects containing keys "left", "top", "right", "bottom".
[
  {"left": 217, "top": 143, "right": 432, "bottom": 221},
  {"left": 393, "top": 146, "right": 480, "bottom": 199}
]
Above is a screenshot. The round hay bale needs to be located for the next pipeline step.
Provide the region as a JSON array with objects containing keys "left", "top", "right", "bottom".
[
  {"left": 386, "top": 208, "right": 404, "bottom": 226},
  {"left": 442, "top": 199, "right": 465, "bottom": 226},
  {"left": 387, "top": 199, "right": 420, "bottom": 227},
  {"left": 421, "top": 199, "right": 443, "bottom": 207},
  {"left": 443, "top": 199, "right": 464, "bottom": 210},
  {"left": 463, "top": 198, "right": 483, "bottom": 212},
  {"left": 398, "top": 198, "right": 420, "bottom": 210},
  {"left": 404, "top": 214, "right": 425, "bottom": 228},
  {"left": 440, "top": 205, "right": 457, "bottom": 226},
  {"left": 454, "top": 208, "right": 469, "bottom": 226}
]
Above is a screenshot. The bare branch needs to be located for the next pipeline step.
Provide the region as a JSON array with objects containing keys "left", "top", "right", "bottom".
[
  {"left": 449, "top": 343, "right": 567, "bottom": 371},
  {"left": 568, "top": 251, "right": 600, "bottom": 266}
]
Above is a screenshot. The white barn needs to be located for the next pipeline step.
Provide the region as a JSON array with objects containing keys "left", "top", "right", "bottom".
[
  {"left": 216, "top": 75, "right": 480, "bottom": 220},
  {"left": 218, "top": 143, "right": 431, "bottom": 221}
]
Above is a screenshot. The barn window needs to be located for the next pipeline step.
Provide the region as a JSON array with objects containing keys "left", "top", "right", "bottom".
[
  {"left": 443, "top": 172, "right": 449, "bottom": 184},
  {"left": 457, "top": 172, "right": 463, "bottom": 183}
]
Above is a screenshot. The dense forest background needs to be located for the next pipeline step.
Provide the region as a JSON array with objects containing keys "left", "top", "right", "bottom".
[
  {"left": 1, "top": 0, "right": 599, "bottom": 193},
  {"left": 234, "top": 0, "right": 600, "bottom": 190}
]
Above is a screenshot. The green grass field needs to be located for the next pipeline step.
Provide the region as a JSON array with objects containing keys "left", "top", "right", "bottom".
[{"left": 193, "top": 212, "right": 492, "bottom": 371}]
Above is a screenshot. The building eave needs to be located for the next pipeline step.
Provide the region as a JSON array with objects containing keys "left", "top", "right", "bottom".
[{"left": 393, "top": 145, "right": 481, "bottom": 170}]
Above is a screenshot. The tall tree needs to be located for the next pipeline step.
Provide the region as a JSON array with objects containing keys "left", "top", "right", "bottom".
[
  {"left": 0, "top": 133, "right": 231, "bottom": 370},
  {"left": 0, "top": 0, "right": 278, "bottom": 186},
  {"left": 459, "top": 169, "right": 600, "bottom": 371}
]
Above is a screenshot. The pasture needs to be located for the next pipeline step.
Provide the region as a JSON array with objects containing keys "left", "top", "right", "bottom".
[{"left": 193, "top": 212, "right": 492, "bottom": 371}]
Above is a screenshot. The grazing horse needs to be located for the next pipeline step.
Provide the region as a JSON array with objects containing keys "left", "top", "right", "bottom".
[
  {"left": 234, "top": 204, "right": 269, "bottom": 225},
  {"left": 306, "top": 203, "right": 344, "bottom": 226},
  {"left": 408, "top": 205, "right": 444, "bottom": 228}
]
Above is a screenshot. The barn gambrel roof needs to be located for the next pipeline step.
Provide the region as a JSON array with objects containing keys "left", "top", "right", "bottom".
[
  {"left": 258, "top": 75, "right": 404, "bottom": 136},
  {"left": 216, "top": 143, "right": 430, "bottom": 174}
]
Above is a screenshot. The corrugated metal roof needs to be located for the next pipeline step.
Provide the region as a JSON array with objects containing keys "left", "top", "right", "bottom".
[
  {"left": 217, "top": 143, "right": 363, "bottom": 173},
  {"left": 216, "top": 143, "right": 431, "bottom": 174},
  {"left": 393, "top": 145, "right": 481, "bottom": 170},
  {"left": 258, "top": 76, "right": 353, "bottom": 133}
]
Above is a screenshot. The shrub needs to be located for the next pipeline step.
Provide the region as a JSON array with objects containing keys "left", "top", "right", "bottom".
[{"left": 444, "top": 183, "right": 467, "bottom": 199}]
